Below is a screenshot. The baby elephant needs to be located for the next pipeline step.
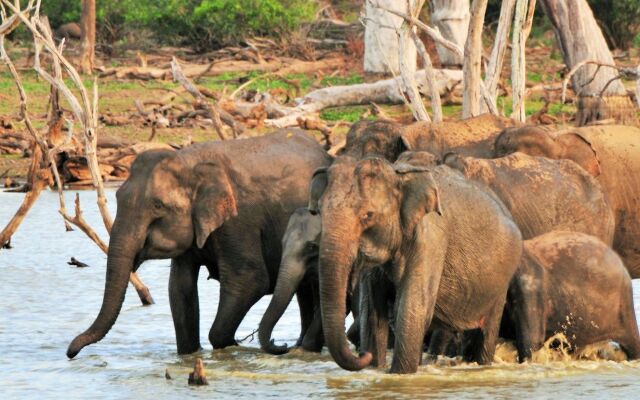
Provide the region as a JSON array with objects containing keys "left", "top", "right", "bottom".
[
  {"left": 258, "top": 208, "right": 323, "bottom": 354},
  {"left": 507, "top": 231, "right": 640, "bottom": 361}
]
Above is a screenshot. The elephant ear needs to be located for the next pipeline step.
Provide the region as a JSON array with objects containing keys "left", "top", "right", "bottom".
[
  {"left": 395, "top": 167, "right": 443, "bottom": 236},
  {"left": 192, "top": 161, "right": 238, "bottom": 248},
  {"left": 308, "top": 167, "right": 328, "bottom": 214},
  {"left": 556, "top": 132, "right": 601, "bottom": 177}
]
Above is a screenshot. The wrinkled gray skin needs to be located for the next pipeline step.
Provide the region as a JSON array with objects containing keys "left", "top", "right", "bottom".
[
  {"left": 443, "top": 152, "right": 615, "bottom": 244},
  {"left": 494, "top": 125, "right": 640, "bottom": 278},
  {"left": 312, "top": 157, "right": 522, "bottom": 373},
  {"left": 258, "top": 208, "right": 324, "bottom": 354},
  {"left": 505, "top": 231, "right": 640, "bottom": 361},
  {"left": 67, "top": 131, "right": 332, "bottom": 358}
]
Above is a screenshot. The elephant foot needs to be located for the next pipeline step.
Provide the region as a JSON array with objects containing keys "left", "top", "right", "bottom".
[{"left": 209, "top": 336, "right": 238, "bottom": 350}]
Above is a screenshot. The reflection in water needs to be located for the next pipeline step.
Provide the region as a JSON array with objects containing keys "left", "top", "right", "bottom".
[{"left": 1, "top": 190, "right": 639, "bottom": 399}]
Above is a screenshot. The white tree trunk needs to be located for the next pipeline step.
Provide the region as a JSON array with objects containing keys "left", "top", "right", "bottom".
[
  {"left": 364, "top": 0, "right": 416, "bottom": 74},
  {"left": 462, "top": 0, "right": 488, "bottom": 118},
  {"left": 540, "top": 0, "right": 637, "bottom": 124},
  {"left": 511, "top": 0, "right": 536, "bottom": 122},
  {"left": 430, "top": 0, "right": 470, "bottom": 66},
  {"left": 484, "top": 0, "right": 516, "bottom": 110}
]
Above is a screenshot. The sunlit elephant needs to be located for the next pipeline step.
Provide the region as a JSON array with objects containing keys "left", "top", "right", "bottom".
[
  {"left": 505, "top": 231, "right": 640, "bottom": 361},
  {"left": 494, "top": 125, "right": 640, "bottom": 278},
  {"left": 442, "top": 152, "right": 615, "bottom": 243},
  {"left": 339, "top": 114, "right": 514, "bottom": 160},
  {"left": 311, "top": 156, "right": 522, "bottom": 373},
  {"left": 258, "top": 208, "right": 323, "bottom": 354},
  {"left": 67, "top": 131, "right": 332, "bottom": 358}
]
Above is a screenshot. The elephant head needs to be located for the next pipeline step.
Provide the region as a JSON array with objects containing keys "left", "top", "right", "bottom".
[
  {"left": 338, "top": 120, "right": 411, "bottom": 162},
  {"left": 494, "top": 126, "right": 600, "bottom": 176},
  {"left": 311, "top": 156, "right": 441, "bottom": 371},
  {"left": 67, "top": 147, "right": 239, "bottom": 358},
  {"left": 258, "top": 208, "right": 321, "bottom": 354}
]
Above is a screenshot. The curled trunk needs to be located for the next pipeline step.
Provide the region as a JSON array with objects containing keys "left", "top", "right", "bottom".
[
  {"left": 319, "top": 230, "right": 372, "bottom": 371},
  {"left": 259, "top": 256, "right": 309, "bottom": 354}
]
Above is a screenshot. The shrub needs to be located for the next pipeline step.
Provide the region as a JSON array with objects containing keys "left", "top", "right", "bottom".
[
  {"left": 40, "top": 0, "right": 317, "bottom": 51},
  {"left": 587, "top": 0, "right": 640, "bottom": 50}
]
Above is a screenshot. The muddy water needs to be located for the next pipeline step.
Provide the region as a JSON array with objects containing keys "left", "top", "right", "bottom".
[{"left": 1, "top": 189, "right": 639, "bottom": 399}]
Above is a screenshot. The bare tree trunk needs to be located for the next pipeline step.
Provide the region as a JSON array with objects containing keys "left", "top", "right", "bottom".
[
  {"left": 399, "top": 0, "right": 429, "bottom": 121},
  {"left": 80, "top": 0, "right": 95, "bottom": 74},
  {"left": 483, "top": 0, "right": 516, "bottom": 111},
  {"left": 540, "top": 0, "right": 638, "bottom": 125},
  {"left": 364, "top": 0, "right": 416, "bottom": 74},
  {"left": 511, "top": 0, "right": 536, "bottom": 122},
  {"left": 430, "top": 0, "right": 470, "bottom": 67},
  {"left": 462, "top": 0, "right": 488, "bottom": 118}
]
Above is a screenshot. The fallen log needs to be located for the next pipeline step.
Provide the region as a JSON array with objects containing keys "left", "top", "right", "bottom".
[{"left": 265, "top": 68, "right": 463, "bottom": 128}]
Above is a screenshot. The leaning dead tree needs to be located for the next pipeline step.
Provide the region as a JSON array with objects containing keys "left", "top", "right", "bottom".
[
  {"left": 540, "top": 0, "right": 638, "bottom": 125},
  {"left": 0, "top": 1, "right": 154, "bottom": 305}
]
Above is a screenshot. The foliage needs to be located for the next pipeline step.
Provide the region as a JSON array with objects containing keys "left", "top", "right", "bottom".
[
  {"left": 40, "top": 0, "right": 317, "bottom": 51},
  {"left": 587, "top": 0, "right": 640, "bottom": 50}
]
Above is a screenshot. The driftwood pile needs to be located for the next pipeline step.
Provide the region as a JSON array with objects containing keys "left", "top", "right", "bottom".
[{"left": 1, "top": 120, "right": 174, "bottom": 185}]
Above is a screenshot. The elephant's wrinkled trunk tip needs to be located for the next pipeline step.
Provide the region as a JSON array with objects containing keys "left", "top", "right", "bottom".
[
  {"left": 260, "top": 338, "right": 290, "bottom": 355},
  {"left": 332, "top": 348, "right": 373, "bottom": 371}
]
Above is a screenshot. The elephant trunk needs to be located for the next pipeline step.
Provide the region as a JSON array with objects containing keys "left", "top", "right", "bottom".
[
  {"left": 319, "top": 228, "right": 372, "bottom": 371},
  {"left": 259, "top": 252, "right": 309, "bottom": 354},
  {"left": 66, "top": 220, "right": 142, "bottom": 359}
]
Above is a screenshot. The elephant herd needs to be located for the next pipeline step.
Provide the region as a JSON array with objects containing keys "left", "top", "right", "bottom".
[{"left": 67, "top": 115, "right": 640, "bottom": 375}]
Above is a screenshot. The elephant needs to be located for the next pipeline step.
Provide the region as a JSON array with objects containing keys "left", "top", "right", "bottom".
[
  {"left": 442, "top": 152, "right": 615, "bottom": 243},
  {"left": 504, "top": 231, "right": 640, "bottom": 361},
  {"left": 66, "top": 130, "right": 333, "bottom": 359},
  {"left": 258, "top": 207, "right": 323, "bottom": 354},
  {"left": 494, "top": 124, "right": 640, "bottom": 278},
  {"left": 339, "top": 114, "right": 514, "bottom": 161},
  {"left": 310, "top": 156, "right": 522, "bottom": 373}
]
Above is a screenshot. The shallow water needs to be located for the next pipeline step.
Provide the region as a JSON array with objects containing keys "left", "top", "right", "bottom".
[{"left": 1, "top": 190, "right": 639, "bottom": 399}]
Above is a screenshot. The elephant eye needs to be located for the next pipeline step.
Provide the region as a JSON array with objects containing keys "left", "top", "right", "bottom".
[
  {"left": 360, "top": 211, "right": 375, "bottom": 224},
  {"left": 152, "top": 199, "right": 165, "bottom": 211}
]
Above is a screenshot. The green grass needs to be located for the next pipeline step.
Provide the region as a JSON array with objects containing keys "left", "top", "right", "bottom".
[{"left": 320, "top": 105, "right": 368, "bottom": 122}]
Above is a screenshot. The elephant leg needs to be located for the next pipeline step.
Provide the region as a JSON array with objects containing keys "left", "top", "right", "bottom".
[
  {"left": 301, "top": 284, "right": 324, "bottom": 352},
  {"left": 462, "top": 299, "right": 505, "bottom": 365},
  {"left": 301, "top": 307, "right": 324, "bottom": 352},
  {"left": 209, "top": 261, "right": 268, "bottom": 349},
  {"left": 295, "top": 283, "right": 315, "bottom": 346},
  {"left": 359, "top": 269, "right": 392, "bottom": 368},
  {"left": 427, "top": 329, "right": 456, "bottom": 360},
  {"left": 169, "top": 255, "right": 202, "bottom": 354}
]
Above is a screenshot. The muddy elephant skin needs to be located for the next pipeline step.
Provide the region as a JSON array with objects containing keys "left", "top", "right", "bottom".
[
  {"left": 506, "top": 231, "right": 640, "bottom": 361},
  {"left": 494, "top": 125, "right": 640, "bottom": 278},
  {"left": 312, "top": 157, "right": 522, "bottom": 373}
]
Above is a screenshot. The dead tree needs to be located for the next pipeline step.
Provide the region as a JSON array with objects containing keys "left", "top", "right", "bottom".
[
  {"left": 511, "top": 0, "right": 536, "bottom": 122},
  {"left": 430, "top": 0, "right": 470, "bottom": 67},
  {"left": 462, "top": 0, "right": 488, "bottom": 118},
  {"left": 364, "top": 0, "right": 416, "bottom": 74},
  {"left": 2, "top": 1, "right": 154, "bottom": 305},
  {"left": 483, "top": 0, "right": 516, "bottom": 111},
  {"left": 540, "top": 0, "right": 638, "bottom": 125},
  {"left": 79, "top": 0, "right": 95, "bottom": 74}
]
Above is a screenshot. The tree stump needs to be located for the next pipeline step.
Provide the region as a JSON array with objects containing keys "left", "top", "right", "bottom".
[{"left": 188, "top": 358, "right": 208, "bottom": 386}]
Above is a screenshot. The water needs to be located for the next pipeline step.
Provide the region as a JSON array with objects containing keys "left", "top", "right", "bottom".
[{"left": 1, "top": 190, "right": 639, "bottom": 399}]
